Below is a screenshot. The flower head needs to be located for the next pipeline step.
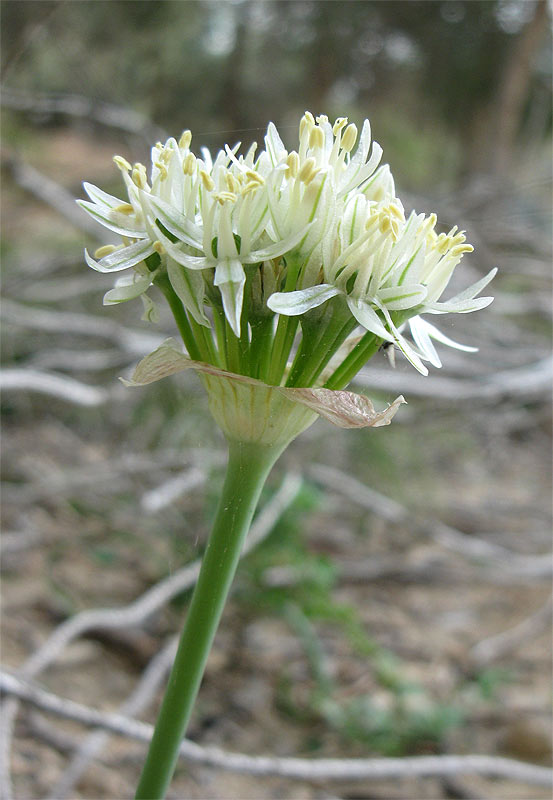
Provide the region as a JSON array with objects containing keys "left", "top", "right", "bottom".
[{"left": 78, "top": 111, "right": 495, "bottom": 401}]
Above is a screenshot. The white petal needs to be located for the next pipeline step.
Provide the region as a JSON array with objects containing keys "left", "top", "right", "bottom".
[
  {"left": 412, "top": 317, "right": 478, "bottom": 353},
  {"left": 246, "top": 221, "right": 315, "bottom": 263},
  {"left": 167, "top": 257, "right": 210, "bottom": 327},
  {"left": 214, "top": 259, "right": 246, "bottom": 337},
  {"left": 375, "top": 300, "right": 428, "bottom": 375},
  {"left": 77, "top": 200, "right": 148, "bottom": 239},
  {"left": 265, "top": 122, "right": 287, "bottom": 166},
  {"left": 408, "top": 317, "right": 442, "bottom": 368},
  {"left": 147, "top": 195, "right": 203, "bottom": 248},
  {"left": 103, "top": 274, "right": 151, "bottom": 304},
  {"left": 83, "top": 182, "right": 125, "bottom": 209},
  {"left": 446, "top": 268, "right": 498, "bottom": 304},
  {"left": 268, "top": 284, "right": 341, "bottom": 316},
  {"left": 378, "top": 284, "right": 427, "bottom": 311},
  {"left": 159, "top": 238, "right": 211, "bottom": 270},
  {"left": 427, "top": 296, "right": 494, "bottom": 314},
  {"left": 85, "top": 240, "right": 155, "bottom": 273},
  {"left": 346, "top": 298, "right": 392, "bottom": 341}
]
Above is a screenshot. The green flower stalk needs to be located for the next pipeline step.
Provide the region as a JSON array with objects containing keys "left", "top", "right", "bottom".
[{"left": 79, "top": 111, "right": 495, "bottom": 799}]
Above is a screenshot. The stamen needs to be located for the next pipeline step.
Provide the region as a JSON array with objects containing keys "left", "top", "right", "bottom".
[
  {"left": 309, "top": 126, "right": 325, "bottom": 150},
  {"left": 153, "top": 240, "right": 166, "bottom": 255},
  {"left": 285, "top": 151, "right": 299, "bottom": 178},
  {"left": 154, "top": 162, "right": 168, "bottom": 180},
  {"left": 94, "top": 244, "right": 117, "bottom": 259},
  {"left": 113, "top": 203, "right": 135, "bottom": 215},
  {"left": 200, "top": 170, "right": 215, "bottom": 191},
  {"left": 298, "top": 157, "right": 317, "bottom": 184},
  {"left": 333, "top": 117, "right": 348, "bottom": 135},
  {"left": 214, "top": 191, "right": 237, "bottom": 204},
  {"left": 341, "top": 123, "right": 358, "bottom": 153},
  {"left": 113, "top": 155, "right": 131, "bottom": 172},
  {"left": 183, "top": 152, "right": 197, "bottom": 176},
  {"left": 179, "top": 130, "right": 192, "bottom": 150}
]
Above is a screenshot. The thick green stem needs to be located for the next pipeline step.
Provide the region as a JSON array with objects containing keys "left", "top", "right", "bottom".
[
  {"left": 287, "top": 315, "right": 357, "bottom": 388},
  {"left": 154, "top": 274, "right": 203, "bottom": 362},
  {"left": 134, "top": 440, "right": 281, "bottom": 800},
  {"left": 323, "top": 331, "right": 381, "bottom": 389}
]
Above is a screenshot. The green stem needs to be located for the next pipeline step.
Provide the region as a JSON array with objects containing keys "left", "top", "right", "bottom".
[
  {"left": 323, "top": 331, "right": 381, "bottom": 389},
  {"left": 135, "top": 439, "right": 281, "bottom": 800},
  {"left": 266, "top": 315, "right": 299, "bottom": 385},
  {"left": 287, "top": 315, "right": 357, "bottom": 387},
  {"left": 249, "top": 316, "right": 275, "bottom": 379},
  {"left": 154, "top": 275, "right": 203, "bottom": 362}
]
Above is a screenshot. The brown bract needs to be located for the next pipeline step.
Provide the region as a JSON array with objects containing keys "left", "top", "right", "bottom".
[{"left": 123, "top": 339, "right": 405, "bottom": 429}]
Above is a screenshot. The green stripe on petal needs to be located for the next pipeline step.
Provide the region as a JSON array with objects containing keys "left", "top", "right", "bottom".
[
  {"left": 214, "top": 259, "right": 246, "bottom": 337},
  {"left": 378, "top": 283, "right": 427, "bottom": 311}
]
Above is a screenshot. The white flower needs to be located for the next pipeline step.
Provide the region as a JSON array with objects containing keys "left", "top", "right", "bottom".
[{"left": 78, "top": 112, "right": 495, "bottom": 380}]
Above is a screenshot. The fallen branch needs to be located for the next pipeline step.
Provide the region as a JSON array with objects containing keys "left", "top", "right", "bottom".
[
  {"left": 0, "top": 368, "right": 108, "bottom": 407},
  {"left": 309, "top": 464, "right": 552, "bottom": 576},
  {"left": 48, "top": 637, "right": 178, "bottom": 800},
  {"left": 470, "top": 593, "right": 553, "bottom": 668},
  {"left": 1, "top": 298, "right": 163, "bottom": 355},
  {"left": 353, "top": 356, "right": 552, "bottom": 401},
  {"left": 2, "top": 88, "right": 167, "bottom": 142},
  {"left": 0, "top": 473, "right": 302, "bottom": 797},
  {"left": 1, "top": 671, "right": 551, "bottom": 788},
  {"left": 3, "top": 156, "right": 104, "bottom": 239}
]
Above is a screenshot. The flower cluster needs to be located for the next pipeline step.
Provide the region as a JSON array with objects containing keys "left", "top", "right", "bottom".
[{"left": 79, "top": 111, "right": 495, "bottom": 385}]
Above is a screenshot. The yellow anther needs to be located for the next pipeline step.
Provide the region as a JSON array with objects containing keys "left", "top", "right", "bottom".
[
  {"left": 298, "top": 157, "right": 317, "bottom": 184},
  {"left": 94, "top": 244, "right": 117, "bottom": 259},
  {"left": 333, "top": 117, "right": 348, "bottom": 135},
  {"left": 113, "top": 155, "right": 131, "bottom": 172},
  {"left": 285, "top": 151, "right": 299, "bottom": 178},
  {"left": 341, "top": 123, "right": 358, "bottom": 153},
  {"left": 309, "top": 126, "right": 325, "bottom": 150},
  {"left": 242, "top": 181, "right": 262, "bottom": 196},
  {"left": 179, "top": 129, "right": 192, "bottom": 149},
  {"left": 214, "top": 191, "right": 237, "bottom": 204},
  {"left": 132, "top": 164, "right": 147, "bottom": 189},
  {"left": 183, "top": 152, "right": 196, "bottom": 176},
  {"left": 300, "top": 111, "right": 316, "bottom": 138},
  {"left": 245, "top": 169, "right": 264, "bottom": 185},
  {"left": 113, "top": 203, "right": 135, "bottom": 215},
  {"left": 153, "top": 240, "right": 166, "bottom": 255},
  {"left": 200, "top": 169, "right": 215, "bottom": 191},
  {"left": 451, "top": 243, "right": 473, "bottom": 257},
  {"left": 154, "top": 162, "right": 168, "bottom": 180},
  {"left": 224, "top": 172, "right": 240, "bottom": 193}
]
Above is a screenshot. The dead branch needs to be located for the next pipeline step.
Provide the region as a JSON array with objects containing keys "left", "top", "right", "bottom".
[
  {"left": 0, "top": 368, "right": 108, "bottom": 407},
  {"left": 140, "top": 467, "right": 206, "bottom": 514},
  {"left": 1, "top": 88, "right": 167, "bottom": 142},
  {"left": 353, "top": 356, "right": 552, "bottom": 401},
  {"left": 309, "top": 464, "right": 552, "bottom": 575},
  {"left": 0, "top": 473, "right": 302, "bottom": 797},
  {"left": 470, "top": 592, "right": 553, "bottom": 668},
  {"left": 1, "top": 298, "right": 163, "bottom": 354},
  {"left": 48, "top": 636, "right": 178, "bottom": 800},
  {"left": 2, "top": 155, "right": 105, "bottom": 239},
  {"left": 1, "top": 671, "right": 551, "bottom": 788}
]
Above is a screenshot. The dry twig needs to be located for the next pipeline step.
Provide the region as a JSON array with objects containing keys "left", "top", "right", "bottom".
[
  {"left": 470, "top": 592, "right": 553, "bottom": 668},
  {"left": 0, "top": 472, "right": 302, "bottom": 798},
  {"left": 1, "top": 671, "right": 551, "bottom": 789}
]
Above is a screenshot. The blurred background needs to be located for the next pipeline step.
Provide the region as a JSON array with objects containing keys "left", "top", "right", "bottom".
[{"left": 1, "top": 2, "right": 552, "bottom": 799}]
